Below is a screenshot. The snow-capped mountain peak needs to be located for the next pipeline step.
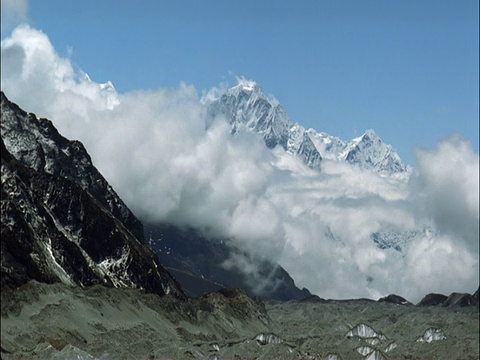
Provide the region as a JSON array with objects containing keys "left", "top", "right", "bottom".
[
  {"left": 206, "top": 79, "right": 409, "bottom": 176},
  {"left": 205, "top": 78, "right": 323, "bottom": 169},
  {"left": 361, "top": 128, "right": 379, "bottom": 140},
  {"left": 207, "top": 78, "right": 292, "bottom": 147},
  {"left": 339, "top": 129, "right": 379, "bottom": 160},
  {"left": 341, "top": 129, "right": 409, "bottom": 175}
]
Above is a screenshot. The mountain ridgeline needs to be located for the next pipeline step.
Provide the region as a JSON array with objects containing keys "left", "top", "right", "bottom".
[{"left": 206, "top": 79, "right": 409, "bottom": 176}]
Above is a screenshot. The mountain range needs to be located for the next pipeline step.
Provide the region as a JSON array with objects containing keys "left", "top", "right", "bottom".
[{"left": 206, "top": 79, "right": 410, "bottom": 176}]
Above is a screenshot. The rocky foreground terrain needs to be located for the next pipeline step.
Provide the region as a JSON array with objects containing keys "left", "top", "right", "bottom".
[{"left": 1, "top": 281, "right": 478, "bottom": 360}]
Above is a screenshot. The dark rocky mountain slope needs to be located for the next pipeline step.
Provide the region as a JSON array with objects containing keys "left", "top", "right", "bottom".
[
  {"left": 1, "top": 91, "right": 186, "bottom": 299},
  {"left": 146, "top": 223, "right": 311, "bottom": 301}
]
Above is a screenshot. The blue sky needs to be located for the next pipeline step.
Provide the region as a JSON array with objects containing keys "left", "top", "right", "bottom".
[{"left": 2, "top": 0, "right": 479, "bottom": 164}]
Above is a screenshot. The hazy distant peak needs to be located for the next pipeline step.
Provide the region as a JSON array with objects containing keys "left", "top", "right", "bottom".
[{"left": 361, "top": 129, "right": 379, "bottom": 140}]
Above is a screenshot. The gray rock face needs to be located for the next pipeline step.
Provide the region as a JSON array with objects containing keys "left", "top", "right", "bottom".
[
  {"left": 417, "top": 293, "right": 449, "bottom": 306},
  {"left": 378, "top": 294, "right": 412, "bottom": 305},
  {"left": 417, "top": 290, "right": 479, "bottom": 307},
  {"left": 370, "top": 229, "right": 416, "bottom": 252},
  {"left": 1, "top": 92, "right": 186, "bottom": 299},
  {"left": 444, "top": 292, "right": 479, "bottom": 307}
]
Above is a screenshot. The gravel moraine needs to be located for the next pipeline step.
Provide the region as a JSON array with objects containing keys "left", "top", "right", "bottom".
[{"left": 1, "top": 281, "right": 478, "bottom": 359}]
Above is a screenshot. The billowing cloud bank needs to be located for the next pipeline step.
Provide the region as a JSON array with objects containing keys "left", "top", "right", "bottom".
[{"left": 2, "top": 25, "right": 478, "bottom": 301}]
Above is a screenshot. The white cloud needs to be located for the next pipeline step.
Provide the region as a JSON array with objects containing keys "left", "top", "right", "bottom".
[
  {"left": 1, "top": 25, "right": 478, "bottom": 302},
  {"left": 1, "top": 25, "right": 120, "bottom": 133},
  {"left": 404, "top": 231, "right": 478, "bottom": 297},
  {"left": 412, "top": 135, "right": 480, "bottom": 252}
]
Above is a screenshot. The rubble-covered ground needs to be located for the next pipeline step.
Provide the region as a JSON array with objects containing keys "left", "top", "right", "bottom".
[{"left": 1, "top": 281, "right": 478, "bottom": 359}]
